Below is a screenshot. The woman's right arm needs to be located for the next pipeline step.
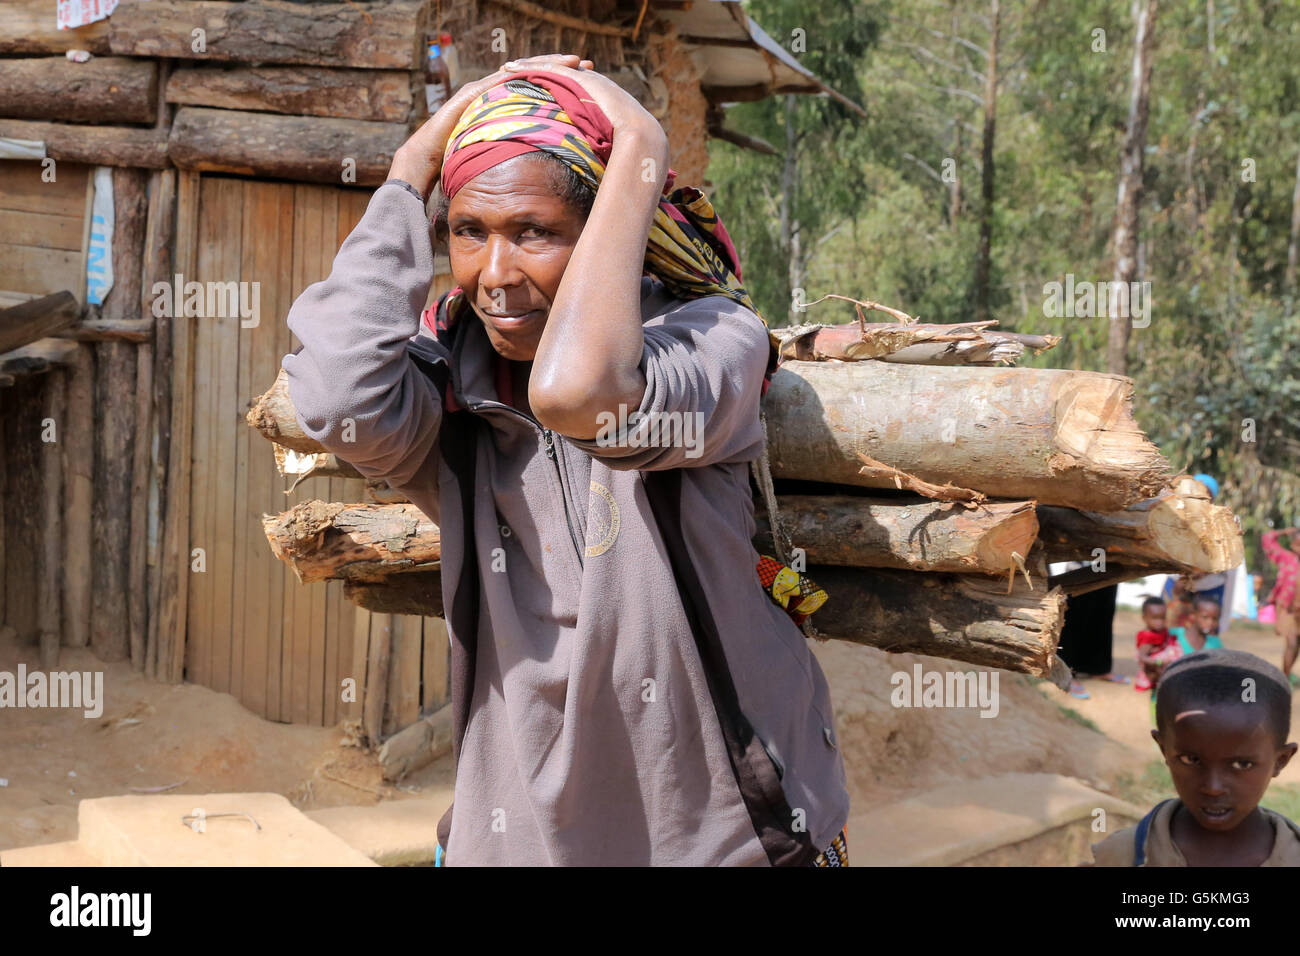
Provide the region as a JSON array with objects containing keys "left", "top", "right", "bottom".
[{"left": 282, "top": 180, "right": 448, "bottom": 489}]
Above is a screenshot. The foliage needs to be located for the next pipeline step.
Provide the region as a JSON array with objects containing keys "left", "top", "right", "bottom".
[{"left": 714, "top": 0, "right": 1300, "bottom": 542}]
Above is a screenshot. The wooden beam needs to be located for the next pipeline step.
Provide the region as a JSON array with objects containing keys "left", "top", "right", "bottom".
[
  {"left": 0, "top": 0, "right": 112, "bottom": 55},
  {"left": 0, "top": 337, "right": 81, "bottom": 378},
  {"left": 166, "top": 65, "right": 413, "bottom": 123},
  {"left": 0, "top": 120, "right": 169, "bottom": 169},
  {"left": 0, "top": 56, "right": 158, "bottom": 125},
  {"left": 109, "top": 0, "right": 428, "bottom": 70},
  {"left": 55, "top": 320, "right": 153, "bottom": 343},
  {"left": 168, "top": 107, "right": 406, "bottom": 186},
  {"left": 0, "top": 291, "right": 80, "bottom": 354}
]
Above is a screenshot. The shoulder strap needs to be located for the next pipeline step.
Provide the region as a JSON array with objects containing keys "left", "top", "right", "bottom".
[{"left": 1134, "top": 799, "right": 1174, "bottom": 866}]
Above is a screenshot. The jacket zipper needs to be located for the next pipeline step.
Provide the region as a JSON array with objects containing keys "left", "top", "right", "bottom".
[
  {"left": 458, "top": 394, "right": 585, "bottom": 572},
  {"left": 543, "top": 427, "right": 587, "bottom": 570},
  {"left": 419, "top": 338, "right": 586, "bottom": 571}
]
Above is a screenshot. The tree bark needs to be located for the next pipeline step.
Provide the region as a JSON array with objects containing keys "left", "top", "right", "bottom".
[
  {"left": 0, "top": 0, "right": 112, "bottom": 55},
  {"left": 765, "top": 360, "right": 1170, "bottom": 510},
  {"left": 1108, "top": 0, "right": 1158, "bottom": 375},
  {"left": 0, "top": 120, "right": 169, "bottom": 169},
  {"left": 1038, "top": 476, "right": 1243, "bottom": 573},
  {"left": 109, "top": 0, "right": 427, "bottom": 70},
  {"left": 811, "top": 565, "right": 1065, "bottom": 678},
  {"left": 264, "top": 501, "right": 442, "bottom": 584},
  {"left": 0, "top": 56, "right": 157, "bottom": 124},
  {"left": 166, "top": 65, "right": 413, "bottom": 123},
  {"left": 755, "top": 495, "right": 1038, "bottom": 575},
  {"left": 168, "top": 107, "right": 407, "bottom": 187},
  {"left": 972, "top": 0, "right": 999, "bottom": 324},
  {"left": 344, "top": 572, "right": 443, "bottom": 618},
  {"left": 0, "top": 292, "right": 80, "bottom": 355}
]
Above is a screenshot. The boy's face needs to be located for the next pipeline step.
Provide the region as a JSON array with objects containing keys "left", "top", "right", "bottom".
[
  {"left": 1142, "top": 604, "right": 1167, "bottom": 632},
  {"left": 1152, "top": 704, "right": 1297, "bottom": 833},
  {"left": 1195, "top": 602, "right": 1221, "bottom": 635}
]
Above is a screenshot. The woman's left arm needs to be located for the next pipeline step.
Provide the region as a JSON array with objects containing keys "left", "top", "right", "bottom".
[{"left": 521, "top": 65, "right": 671, "bottom": 439}]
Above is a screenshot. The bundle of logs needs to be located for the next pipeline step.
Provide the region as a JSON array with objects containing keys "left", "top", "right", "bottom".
[{"left": 246, "top": 310, "right": 1244, "bottom": 691}]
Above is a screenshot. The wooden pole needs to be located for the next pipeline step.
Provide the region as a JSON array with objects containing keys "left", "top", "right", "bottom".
[
  {"left": 156, "top": 170, "right": 200, "bottom": 683},
  {"left": 90, "top": 168, "right": 147, "bottom": 663},
  {"left": 129, "top": 343, "right": 154, "bottom": 671},
  {"left": 38, "top": 369, "right": 66, "bottom": 669},
  {"left": 0, "top": 291, "right": 80, "bottom": 354},
  {"left": 61, "top": 344, "right": 94, "bottom": 649}
]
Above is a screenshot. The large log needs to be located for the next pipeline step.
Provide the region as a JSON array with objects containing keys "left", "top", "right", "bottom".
[
  {"left": 1038, "top": 476, "right": 1244, "bottom": 573},
  {"left": 755, "top": 495, "right": 1038, "bottom": 575},
  {"left": 0, "top": 292, "right": 80, "bottom": 355},
  {"left": 0, "top": 120, "right": 169, "bottom": 169},
  {"left": 810, "top": 565, "right": 1067, "bottom": 679},
  {"left": 264, "top": 501, "right": 441, "bottom": 584},
  {"left": 765, "top": 361, "right": 1170, "bottom": 511},
  {"left": 331, "top": 559, "right": 1065, "bottom": 680},
  {"left": 0, "top": 57, "right": 158, "bottom": 125},
  {"left": 0, "top": 0, "right": 112, "bottom": 55},
  {"left": 166, "top": 65, "right": 414, "bottom": 123},
  {"left": 168, "top": 107, "right": 406, "bottom": 187},
  {"left": 108, "top": 0, "right": 427, "bottom": 70}
]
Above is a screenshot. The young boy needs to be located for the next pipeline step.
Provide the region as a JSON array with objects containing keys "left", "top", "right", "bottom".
[
  {"left": 1090, "top": 649, "right": 1300, "bottom": 866},
  {"left": 1135, "top": 596, "right": 1179, "bottom": 692}
]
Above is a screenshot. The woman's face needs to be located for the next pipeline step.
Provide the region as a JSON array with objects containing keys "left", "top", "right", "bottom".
[{"left": 446, "top": 154, "right": 587, "bottom": 361}]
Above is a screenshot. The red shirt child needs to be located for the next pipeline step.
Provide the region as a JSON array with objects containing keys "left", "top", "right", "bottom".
[{"left": 1136, "top": 596, "right": 1180, "bottom": 691}]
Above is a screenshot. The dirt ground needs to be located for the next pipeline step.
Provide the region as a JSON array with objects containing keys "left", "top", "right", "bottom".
[{"left": 1, "top": 607, "right": 1290, "bottom": 855}]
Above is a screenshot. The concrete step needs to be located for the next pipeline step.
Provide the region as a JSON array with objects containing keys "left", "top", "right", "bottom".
[
  {"left": 76, "top": 792, "right": 377, "bottom": 866},
  {"left": 307, "top": 786, "right": 454, "bottom": 865},
  {"left": 848, "top": 772, "right": 1145, "bottom": 866}
]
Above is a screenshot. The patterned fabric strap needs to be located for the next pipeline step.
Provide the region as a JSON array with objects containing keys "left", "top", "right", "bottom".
[{"left": 810, "top": 827, "right": 849, "bottom": 867}]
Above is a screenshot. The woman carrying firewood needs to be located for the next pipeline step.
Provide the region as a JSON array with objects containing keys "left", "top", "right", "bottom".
[{"left": 281, "top": 54, "right": 849, "bottom": 866}]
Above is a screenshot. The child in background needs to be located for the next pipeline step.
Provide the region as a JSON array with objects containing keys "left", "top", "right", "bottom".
[
  {"left": 1090, "top": 649, "right": 1300, "bottom": 866},
  {"left": 1135, "top": 596, "right": 1180, "bottom": 692},
  {"left": 1170, "top": 596, "right": 1225, "bottom": 655}
]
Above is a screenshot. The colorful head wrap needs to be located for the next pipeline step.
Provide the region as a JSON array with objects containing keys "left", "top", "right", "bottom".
[{"left": 426, "top": 71, "right": 779, "bottom": 382}]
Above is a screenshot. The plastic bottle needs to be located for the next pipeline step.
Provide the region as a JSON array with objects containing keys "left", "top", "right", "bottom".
[
  {"left": 425, "top": 36, "right": 451, "bottom": 115},
  {"left": 439, "top": 31, "right": 460, "bottom": 90}
]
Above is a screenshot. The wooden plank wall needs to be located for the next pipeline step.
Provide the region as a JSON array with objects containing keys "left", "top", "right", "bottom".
[
  {"left": 0, "top": 160, "right": 90, "bottom": 303},
  {"left": 181, "top": 175, "right": 450, "bottom": 732}
]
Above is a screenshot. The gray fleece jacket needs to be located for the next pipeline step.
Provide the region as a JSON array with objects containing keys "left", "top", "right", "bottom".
[{"left": 282, "top": 180, "right": 849, "bottom": 866}]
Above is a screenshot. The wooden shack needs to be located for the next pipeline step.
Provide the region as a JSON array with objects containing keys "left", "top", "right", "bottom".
[{"left": 0, "top": 0, "right": 840, "bottom": 748}]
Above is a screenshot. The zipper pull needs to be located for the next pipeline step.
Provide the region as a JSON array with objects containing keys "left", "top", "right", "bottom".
[{"left": 543, "top": 428, "right": 556, "bottom": 459}]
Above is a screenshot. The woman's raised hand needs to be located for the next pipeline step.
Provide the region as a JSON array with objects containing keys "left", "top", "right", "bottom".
[
  {"left": 502, "top": 56, "right": 667, "bottom": 151},
  {"left": 387, "top": 67, "right": 515, "bottom": 200}
]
